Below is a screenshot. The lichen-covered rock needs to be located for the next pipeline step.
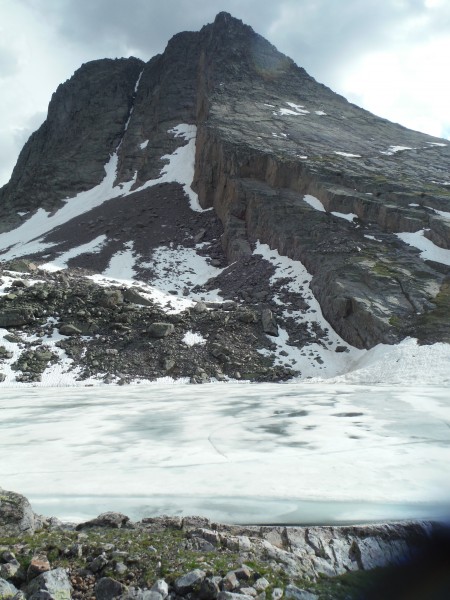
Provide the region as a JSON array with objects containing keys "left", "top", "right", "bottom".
[
  {"left": 174, "top": 569, "right": 206, "bottom": 594},
  {"left": 75, "top": 512, "right": 132, "bottom": 530},
  {"left": 0, "top": 489, "right": 37, "bottom": 536},
  {"left": 26, "top": 568, "right": 72, "bottom": 600}
]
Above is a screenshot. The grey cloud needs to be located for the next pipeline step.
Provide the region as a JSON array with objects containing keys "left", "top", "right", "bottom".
[{"left": 17, "top": 0, "right": 450, "bottom": 90}]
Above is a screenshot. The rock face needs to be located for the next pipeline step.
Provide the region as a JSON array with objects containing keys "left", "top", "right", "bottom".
[{"left": 0, "top": 11, "right": 449, "bottom": 360}]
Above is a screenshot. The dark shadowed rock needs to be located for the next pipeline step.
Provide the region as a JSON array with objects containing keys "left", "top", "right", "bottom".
[{"left": 76, "top": 512, "right": 132, "bottom": 530}]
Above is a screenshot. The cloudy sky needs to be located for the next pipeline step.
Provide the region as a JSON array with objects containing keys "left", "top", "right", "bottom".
[{"left": 1, "top": 0, "right": 449, "bottom": 186}]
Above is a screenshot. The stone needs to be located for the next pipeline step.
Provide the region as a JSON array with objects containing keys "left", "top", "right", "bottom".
[
  {"left": 261, "top": 309, "right": 278, "bottom": 337},
  {"left": 147, "top": 323, "right": 175, "bottom": 338},
  {"left": 217, "top": 593, "right": 255, "bottom": 600},
  {"left": 198, "top": 577, "right": 220, "bottom": 600},
  {"left": 26, "top": 568, "right": 72, "bottom": 600},
  {"left": 27, "top": 556, "right": 51, "bottom": 581},
  {"left": 58, "top": 323, "right": 82, "bottom": 336},
  {"left": 5, "top": 260, "right": 37, "bottom": 273},
  {"left": 76, "top": 512, "right": 131, "bottom": 530},
  {"left": 95, "top": 577, "right": 125, "bottom": 600},
  {"left": 239, "top": 589, "right": 256, "bottom": 598},
  {"left": 234, "top": 567, "right": 252, "bottom": 581},
  {"left": 122, "top": 289, "right": 153, "bottom": 307},
  {"left": 0, "top": 309, "right": 34, "bottom": 327},
  {"left": 0, "top": 561, "right": 20, "bottom": 579},
  {"left": 284, "top": 586, "right": 318, "bottom": 600},
  {"left": 221, "top": 572, "right": 240, "bottom": 591},
  {"left": 0, "top": 488, "right": 37, "bottom": 536},
  {"left": 254, "top": 579, "right": 270, "bottom": 592},
  {"left": 174, "top": 569, "right": 206, "bottom": 594},
  {"left": 90, "top": 554, "right": 108, "bottom": 573},
  {"left": 0, "top": 578, "right": 25, "bottom": 599},
  {"left": 150, "top": 579, "right": 168, "bottom": 599}
]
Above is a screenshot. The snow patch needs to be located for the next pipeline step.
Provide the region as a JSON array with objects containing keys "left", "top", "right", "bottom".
[
  {"left": 329, "top": 338, "right": 450, "bottom": 385},
  {"left": 0, "top": 153, "right": 136, "bottom": 261},
  {"left": 331, "top": 211, "right": 358, "bottom": 222},
  {"left": 396, "top": 229, "right": 450, "bottom": 266},
  {"left": 139, "top": 140, "right": 149, "bottom": 150},
  {"left": 136, "top": 124, "right": 208, "bottom": 213},
  {"left": 426, "top": 206, "right": 450, "bottom": 219},
  {"left": 41, "top": 235, "right": 107, "bottom": 272},
  {"left": 145, "top": 245, "right": 224, "bottom": 300},
  {"left": 303, "top": 194, "right": 326, "bottom": 212},
  {"left": 254, "top": 242, "right": 365, "bottom": 379},
  {"left": 182, "top": 331, "right": 207, "bottom": 346},
  {"left": 334, "top": 152, "right": 361, "bottom": 158},
  {"left": 103, "top": 242, "right": 136, "bottom": 280},
  {"left": 381, "top": 145, "right": 414, "bottom": 155}
]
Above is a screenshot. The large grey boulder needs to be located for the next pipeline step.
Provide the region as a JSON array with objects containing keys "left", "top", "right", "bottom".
[
  {"left": 0, "top": 489, "right": 37, "bottom": 536},
  {"left": 0, "top": 578, "right": 25, "bottom": 599},
  {"left": 26, "top": 568, "right": 72, "bottom": 600}
]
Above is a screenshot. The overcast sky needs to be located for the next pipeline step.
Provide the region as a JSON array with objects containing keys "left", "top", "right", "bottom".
[{"left": 1, "top": 0, "right": 449, "bottom": 186}]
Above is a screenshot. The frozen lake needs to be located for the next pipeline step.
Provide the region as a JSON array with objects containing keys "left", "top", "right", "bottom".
[{"left": 1, "top": 382, "right": 449, "bottom": 524}]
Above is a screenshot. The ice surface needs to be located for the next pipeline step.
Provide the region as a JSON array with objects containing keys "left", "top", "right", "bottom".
[
  {"left": 1, "top": 382, "right": 449, "bottom": 524},
  {"left": 397, "top": 229, "right": 450, "bottom": 265}
]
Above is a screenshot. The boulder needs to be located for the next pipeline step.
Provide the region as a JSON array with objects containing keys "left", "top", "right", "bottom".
[
  {"left": 261, "top": 309, "right": 278, "bottom": 336},
  {"left": 0, "top": 489, "right": 37, "bottom": 536},
  {"left": 95, "top": 577, "right": 125, "bottom": 600},
  {"left": 147, "top": 323, "right": 175, "bottom": 338},
  {"left": 76, "top": 512, "right": 131, "bottom": 530},
  {"left": 174, "top": 569, "right": 206, "bottom": 594},
  {"left": 26, "top": 568, "right": 72, "bottom": 600},
  {"left": 0, "top": 578, "right": 25, "bottom": 599},
  {"left": 0, "top": 309, "right": 34, "bottom": 328},
  {"left": 58, "top": 324, "right": 82, "bottom": 336}
]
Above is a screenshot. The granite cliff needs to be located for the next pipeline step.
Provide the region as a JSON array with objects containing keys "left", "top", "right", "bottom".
[{"left": 0, "top": 12, "right": 449, "bottom": 384}]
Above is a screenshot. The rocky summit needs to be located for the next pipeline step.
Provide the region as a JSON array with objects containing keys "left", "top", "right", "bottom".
[{"left": 0, "top": 12, "right": 449, "bottom": 385}]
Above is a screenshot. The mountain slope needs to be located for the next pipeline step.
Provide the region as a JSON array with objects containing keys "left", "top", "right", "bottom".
[{"left": 0, "top": 12, "right": 449, "bottom": 385}]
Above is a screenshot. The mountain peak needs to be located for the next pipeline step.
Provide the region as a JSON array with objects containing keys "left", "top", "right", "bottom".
[{"left": 0, "top": 10, "right": 449, "bottom": 391}]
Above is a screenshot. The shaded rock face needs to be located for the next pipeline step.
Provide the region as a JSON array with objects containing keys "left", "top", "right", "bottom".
[
  {"left": 0, "top": 12, "right": 449, "bottom": 350},
  {"left": 0, "top": 57, "right": 144, "bottom": 231}
]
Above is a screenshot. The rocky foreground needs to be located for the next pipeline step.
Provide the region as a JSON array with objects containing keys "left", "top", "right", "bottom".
[{"left": 1, "top": 490, "right": 450, "bottom": 600}]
